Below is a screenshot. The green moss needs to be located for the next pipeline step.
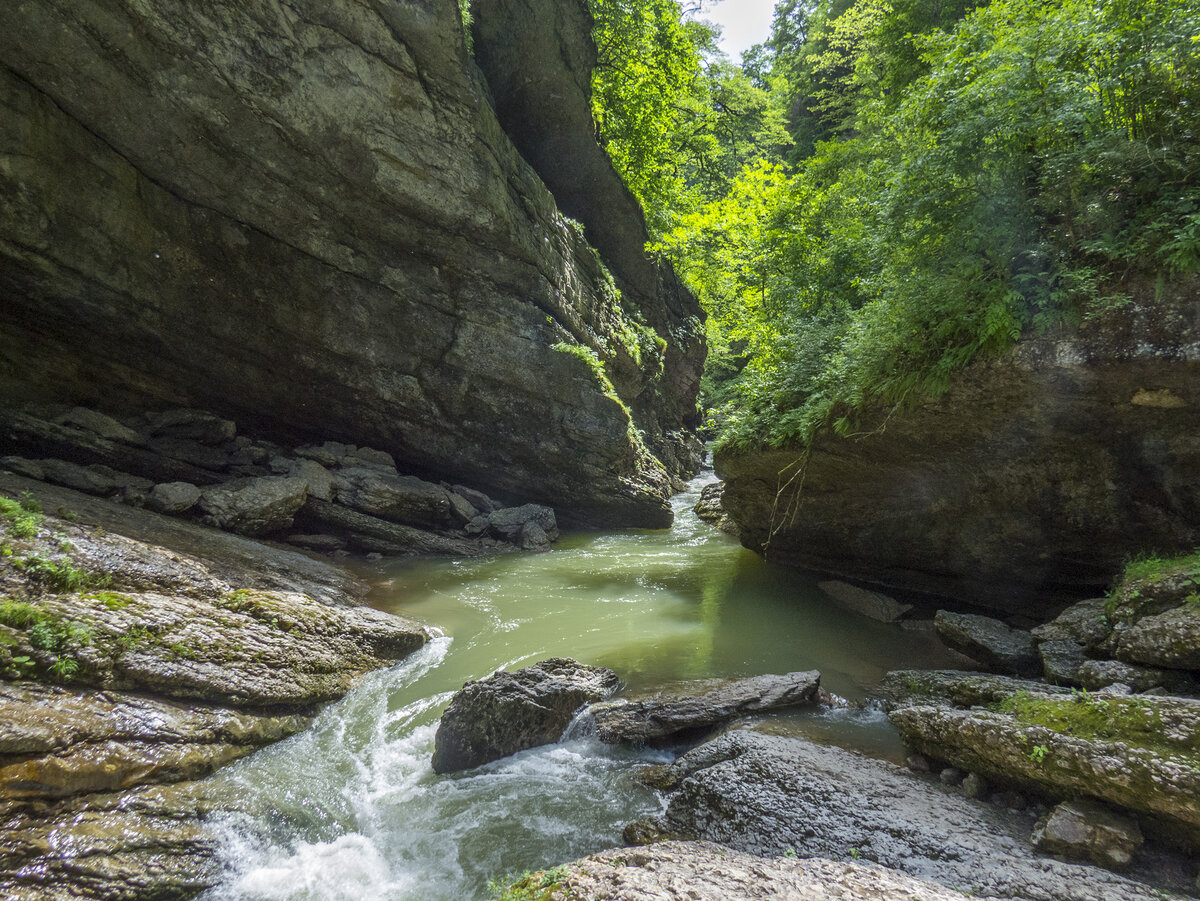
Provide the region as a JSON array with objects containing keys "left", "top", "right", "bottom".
[
  {"left": 0, "top": 494, "right": 42, "bottom": 539},
  {"left": 218, "top": 590, "right": 290, "bottom": 630},
  {"left": 86, "top": 592, "right": 135, "bottom": 610},
  {"left": 0, "top": 599, "right": 92, "bottom": 682},
  {"left": 485, "top": 866, "right": 570, "bottom": 901},
  {"left": 15, "top": 553, "right": 108, "bottom": 592},
  {"left": 0, "top": 601, "right": 42, "bottom": 630},
  {"left": 996, "top": 690, "right": 1197, "bottom": 763},
  {"left": 1120, "top": 549, "right": 1200, "bottom": 584}
]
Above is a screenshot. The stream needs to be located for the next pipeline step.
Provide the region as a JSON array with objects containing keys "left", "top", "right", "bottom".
[{"left": 199, "top": 471, "right": 966, "bottom": 901}]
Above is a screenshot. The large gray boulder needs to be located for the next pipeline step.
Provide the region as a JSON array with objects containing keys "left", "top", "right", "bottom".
[
  {"left": 591, "top": 671, "right": 821, "bottom": 745},
  {"left": 332, "top": 467, "right": 452, "bottom": 529},
  {"left": 147, "top": 481, "right": 202, "bottom": 515},
  {"left": 196, "top": 476, "right": 308, "bottom": 536},
  {"left": 934, "top": 611, "right": 1040, "bottom": 676},
  {"left": 431, "top": 658, "right": 618, "bottom": 774},
  {"left": 1116, "top": 605, "right": 1200, "bottom": 671},
  {"left": 642, "top": 731, "right": 1181, "bottom": 901},
  {"left": 487, "top": 504, "right": 559, "bottom": 540}
]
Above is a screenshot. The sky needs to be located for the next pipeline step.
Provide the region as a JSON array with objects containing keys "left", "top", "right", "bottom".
[{"left": 694, "top": 0, "right": 777, "bottom": 60}]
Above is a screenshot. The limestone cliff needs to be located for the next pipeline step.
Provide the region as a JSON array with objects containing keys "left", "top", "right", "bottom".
[
  {"left": 716, "top": 278, "right": 1200, "bottom": 614},
  {"left": 0, "top": 0, "right": 704, "bottom": 528}
]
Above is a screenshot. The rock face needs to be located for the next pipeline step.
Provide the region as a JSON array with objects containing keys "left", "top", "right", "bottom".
[
  {"left": 641, "top": 730, "right": 1181, "bottom": 901},
  {"left": 507, "top": 841, "right": 978, "bottom": 901},
  {"left": 431, "top": 658, "right": 618, "bottom": 774},
  {"left": 0, "top": 0, "right": 703, "bottom": 529},
  {"left": 714, "top": 281, "right": 1200, "bottom": 612},
  {"left": 590, "top": 671, "right": 821, "bottom": 745}
]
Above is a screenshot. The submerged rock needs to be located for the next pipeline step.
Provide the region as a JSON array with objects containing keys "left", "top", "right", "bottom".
[
  {"left": 591, "top": 671, "right": 821, "bottom": 745},
  {"left": 514, "top": 841, "right": 977, "bottom": 901},
  {"left": 1032, "top": 799, "right": 1144, "bottom": 870},
  {"left": 431, "top": 658, "right": 618, "bottom": 774},
  {"left": 643, "top": 731, "right": 1184, "bottom": 901},
  {"left": 819, "top": 580, "right": 912, "bottom": 623},
  {"left": 934, "top": 611, "right": 1040, "bottom": 676}
]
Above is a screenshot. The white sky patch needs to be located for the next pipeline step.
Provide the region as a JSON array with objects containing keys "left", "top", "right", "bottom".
[{"left": 692, "top": 0, "right": 777, "bottom": 60}]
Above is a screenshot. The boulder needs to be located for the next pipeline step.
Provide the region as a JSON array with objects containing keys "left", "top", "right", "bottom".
[
  {"left": 343, "top": 446, "right": 396, "bottom": 470},
  {"left": 57, "top": 407, "right": 144, "bottom": 445},
  {"left": 934, "top": 611, "right": 1040, "bottom": 676},
  {"left": 488, "top": 504, "right": 559, "bottom": 540},
  {"left": 37, "top": 459, "right": 153, "bottom": 497},
  {"left": 510, "top": 841, "right": 978, "bottom": 901},
  {"left": 1038, "top": 638, "right": 1088, "bottom": 686},
  {"left": 643, "top": 731, "right": 1176, "bottom": 901},
  {"left": 453, "top": 485, "right": 497, "bottom": 514},
  {"left": 818, "top": 580, "right": 912, "bottom": 623},
  {"left": 147, "top": 410, "right": 236, "bottom": 445},
  {"left": 196, "top": 476, "right": 308, "bottom": 536},
  {"left": 1031, "top": 597, "right": 1113, "bottom": 650},
  {"left": 294, "top": 442, "right": 355, "bottom": 468},
  {"left": 889, "top": 695, "right": 1200, "bottom": 832},
  {"left": 1032, "top": 799, "right": 1144, "bottom": 870},
  {"left": 146, "top": 437, "right": 232, "bottom": 472},
  {"left": 517, "top": 519, "right": 551, "bottom": 550},
  {"left": 445, "top": 491, "right": 479, "bottom": 526},
  {"left": 286, "top": 459, "right": 335, "bottom": 503},
  {"left": 333, "top": 468, "right": 452, "bottom": 529},
  {"left": 431, "top": 658, "right": 618, "bottom": 774},
  {"left": 692, "top": 481, "right": 740, "bottom": 537},
  {"left": 591, "top": 671, "right": 821, "bottom": 745},
  {"left": 1077, "top": 659, "right": 1200, "bottom": 694},
  {"left": 146, "top": 481, "right": 202, "bottom": 515},
  {"left": 1116, "top": 605, "right": 1200, "bottom": 671},
  {"left": 293, "top": 497, "right": 486, "bottom": 557}
]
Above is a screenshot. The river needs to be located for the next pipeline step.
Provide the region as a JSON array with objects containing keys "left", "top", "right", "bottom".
[{"left": 199, "top": 471, "right": 965, "bottom": 901}]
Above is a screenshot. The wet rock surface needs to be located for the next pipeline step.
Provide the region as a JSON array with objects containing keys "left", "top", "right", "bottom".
[
  {"left": 528, "top": 841, "right": 977, "bottom": 901},
  {"left": 692, "top": 482, "right": 740, "bottom": 537},
  {"left": 642, "top": 730, "right": 1189, "bottom": 900},
  {"left": 432, "top": 658, "right": 619, "bottom": 774},
  {"left": 819, "top": 581, "right": 912, "bottom": 623},
  {"left": 590, "top": 671, "right": 821, "bottom": 745},
  {"left": 0, "top": 479, "right": 432, "bottom": 899}
]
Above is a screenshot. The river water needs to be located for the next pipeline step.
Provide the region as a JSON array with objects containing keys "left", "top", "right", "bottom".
[{"left": 200, "top": 471, "right": 964, "bottom": 901}]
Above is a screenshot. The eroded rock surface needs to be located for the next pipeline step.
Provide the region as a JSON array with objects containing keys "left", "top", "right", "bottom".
[
  {"left": 591, "top": 671, "right": 821, "bottom": 745},
  {"left": 643, "top": 730, "right": 1187, "bottom": 901},
  {"left": 431, "top": 658, "right": 619, "bottom": 774},
  {"left": 518, "top": 841, "right": 977, "bottom": 901}
]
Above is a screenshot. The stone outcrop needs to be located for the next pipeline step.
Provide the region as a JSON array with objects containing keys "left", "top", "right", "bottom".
[
  {"left": 431, "top": 658, "right": 618, "bottom": 774},
  {"left": 889, "top": 690, "right": 1200, "bottom": 842},
  {"left": 637, "top": 730, "right": 1186, "bottom": 901},
  {"left": 590, "top": 671, "right": 821, "bottom": 745},
  {"left": 714, "top": 280, "right": 1200, "bottom": 612},
  {"left": 1032, "top": 800, "right": 1144, "bottom": 870},
  {"left": 0, "top": 0, "right": 704, "bottom": 530},
  {"left": 499, "top": 841, "right": 978, "bottom": 901},
  {"left": 0, "top": 478, "right": 432, "bottom": 898},
  {"left": 692, "top": 481, "right": 740, "bottom": 537}
]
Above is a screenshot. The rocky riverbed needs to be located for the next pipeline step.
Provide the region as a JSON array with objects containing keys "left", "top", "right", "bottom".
[{"left": 0, "top": 476, "right": 433, "bottom": 899}]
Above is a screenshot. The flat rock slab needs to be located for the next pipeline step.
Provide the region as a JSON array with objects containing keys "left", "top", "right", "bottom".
[
  {"left": 536, "top": 841, "right": 976, "bottom": 901},
  {"left": 432, "top": 658, "right": 618, "bottom": 774},
  {"left": 591, "top": 671, "right": 820, "bottom": 745},
  {"left": 818, "top": 581, "right": 912, "bottom": 623},
  {"left": 0, "top": 682, "right": 310, "bottom": 800},
  {"left": 647, "top": 731, "right": 1186, "bottom": 901},
  {"left": 935, "top": 611, "right": 1040, "bottom": 676}
]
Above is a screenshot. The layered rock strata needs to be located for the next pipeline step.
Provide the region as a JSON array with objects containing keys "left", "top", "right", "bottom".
[
  {"left": 715, "top": 281, "right": 1200, "bottom": 612},
  {"left": 0, "top": 0, "right": 704, "bottom": 529},
  {"left": 0, "top": 480, "right": 431, "bottom": 898}
]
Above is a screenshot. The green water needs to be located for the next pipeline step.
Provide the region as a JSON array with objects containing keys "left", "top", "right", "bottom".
[{"left": 200, "top": 472, "right": 964, "bottom": 901}]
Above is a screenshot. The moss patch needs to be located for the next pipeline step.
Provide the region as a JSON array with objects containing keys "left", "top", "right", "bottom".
[
  {"left": 996, "top": 690, "right": 1198, "bottom": 763},
  {"left": 486, "top": 866, "right": 570, "bottom": 901},
  {"left": 0, "top": 493, "right": 43, "bottom": 539}
]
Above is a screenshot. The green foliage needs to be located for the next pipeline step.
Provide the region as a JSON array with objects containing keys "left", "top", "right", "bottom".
[
  {"left": 86, "top": 591, "right": 135, "bottom": 611},
  {"left": 0, "top": 599, "right": 92, "bottom": 682},
  {"left": 485, "top": 866, "right": 570, "bottom": 901},
  {"left": 663, "top": 0, "right": 1200, "bottom": 450},
  {"left": 0, "top": 494, "right": 42, "bottom": 539},
  {"left": 15, "top": 553, "right": 107, "bottom": 593}
]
